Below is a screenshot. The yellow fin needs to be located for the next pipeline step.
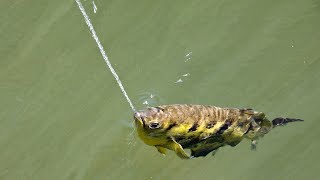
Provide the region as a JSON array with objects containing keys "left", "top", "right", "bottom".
[
  {"left": 155, "top": 146, "right": 167, "bottom": 155},
  {"left": 168, "top": 137, "right": 190, "bottom": 159}
]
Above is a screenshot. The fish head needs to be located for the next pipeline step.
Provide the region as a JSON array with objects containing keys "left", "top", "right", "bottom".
[
  {"left": 133, "top": 107, "right": 165, "bottom": 134},
  {"left": 133, "top": 106, "right": 175, "bottom": 146},
  {"left": 134, "top": 107, "right": 169, "bottom": 146}
]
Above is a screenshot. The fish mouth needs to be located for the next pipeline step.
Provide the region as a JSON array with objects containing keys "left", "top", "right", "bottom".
[{"left": 134, "top": 112, "right": 145, "bottom": 127}]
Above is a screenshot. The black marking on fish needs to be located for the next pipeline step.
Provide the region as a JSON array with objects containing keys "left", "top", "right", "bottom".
[
  {"left": 175, "top": 136, "right": 185, "bottom": 142},
  {"left": 180, "top": 137, "right": 201, "bottom": 149},
  {"left": 206, "top": 122, "right": 216, "bottom": 129},
  {"left": 240, "top": 108, "right": 254, "bottom": 116},
  {"left": 244, "top": 122, "right": 253, "bottom": 134},
  {"left": 216, "top": 120, "right": 231, "bottom": 135},
  {"left": 217, "top": 125, "right": 227, "bottom": 135},
  {"left": 188, "top": 123, "right": 198, "bottom": 132},
  {"left": 206, "top": 135, "right": 224, "bottom": 144},
  {"left": 140, "top": 116, "right": 146, "bottom": 127},
  {"left": 254, "top": 118, "right": 263, "bottom": 124},
  {"left": 155, "top": 106, "right": 165, "bottom": 112},
  {"left": 166, "top": 122, "right": 177, "bottom": 131},
  {"left": 237, "top": 121, "right": 244, "bottom": 127}
]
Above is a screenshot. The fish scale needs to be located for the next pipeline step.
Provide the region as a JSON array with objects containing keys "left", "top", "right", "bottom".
[{"left": 158, "top": 105, "right": 251, "bottom": 151}]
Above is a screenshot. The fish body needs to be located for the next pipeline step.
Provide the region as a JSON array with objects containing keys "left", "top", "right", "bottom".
[{"left": 134, "top": 104, "right": 303, "bottom": 159}]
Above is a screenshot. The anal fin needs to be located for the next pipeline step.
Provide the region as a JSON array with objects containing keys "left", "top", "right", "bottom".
[
  {"left": 191, "top": 147, "right": 216, "bottom": 157},
  {"left": 191, "top": 142, "right": 223, "bottom": 158}
]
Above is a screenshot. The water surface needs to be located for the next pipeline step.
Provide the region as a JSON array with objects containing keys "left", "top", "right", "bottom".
[{"left": 0, "top": 0, "right": 320, "bottom": 179}]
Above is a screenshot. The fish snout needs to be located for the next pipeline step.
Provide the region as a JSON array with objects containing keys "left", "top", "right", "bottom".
[
  {"left": 134, "top": 111, "right": 145, "bottom": 125},
  {"left": 134, "top": 112, "right": 141, "bottom": 119}
]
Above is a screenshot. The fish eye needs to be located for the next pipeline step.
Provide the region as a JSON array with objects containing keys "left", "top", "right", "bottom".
[{"left": 149, "top": 122, "right": 160, "bottom": 129}]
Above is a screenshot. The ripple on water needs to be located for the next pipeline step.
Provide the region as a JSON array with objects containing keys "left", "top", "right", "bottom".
[{"left": 138, "top": 91, "right": 165, "bottom": 108}]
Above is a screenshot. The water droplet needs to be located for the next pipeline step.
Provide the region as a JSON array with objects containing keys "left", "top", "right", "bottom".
[
  {"left": 175, "top": 79, "right": 183, "bottom": 83},
  {"left": 142, "top": 101, "right": 149, "bottom": 105},
  {"left": 185, "top": 52, "right": 192, "bottom": 57},
  {"left": 92, "top": 1, "right": 97, "bottom": 13},
  {"left": 185, "top": 57, "right": 191, "bottom": 62}
]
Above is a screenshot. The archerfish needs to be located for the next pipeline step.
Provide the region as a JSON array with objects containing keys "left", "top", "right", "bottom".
[{"left": 133, "top": 104, "right": 303, "bottom": 159}]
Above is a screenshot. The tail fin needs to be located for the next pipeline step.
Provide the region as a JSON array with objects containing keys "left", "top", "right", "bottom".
[{"left": 272, "top": 117, "right": 304, "bottom": 126}]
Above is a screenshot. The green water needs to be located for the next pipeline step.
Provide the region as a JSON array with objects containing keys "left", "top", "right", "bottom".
[{"left": 1, "top": 0, "right": 320, "bottom": 179}]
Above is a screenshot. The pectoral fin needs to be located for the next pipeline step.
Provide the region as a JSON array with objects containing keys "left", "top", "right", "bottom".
[
  {"left": 155, "top": 146, "right": 167, "bottom": 155},
  {"left": 168, "top": 137, "right": 190, "bottom": 159}
]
